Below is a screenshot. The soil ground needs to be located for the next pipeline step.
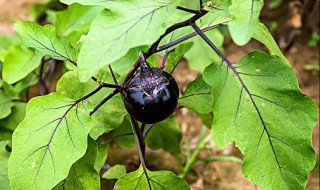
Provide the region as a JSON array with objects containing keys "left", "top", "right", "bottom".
[{"left": 0, "top": 0, "right": 319, "bottom": 189}]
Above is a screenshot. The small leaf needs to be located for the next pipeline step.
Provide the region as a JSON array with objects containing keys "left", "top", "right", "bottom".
[
  {"left": 146, "top": 116, "right": 181, "bottom": 156},
  {"left": 253, "top": 23, "right": 289, "bottom": 65},
  {"left": 0, "top": 91, "right": 14, "bottom": 119},
  {"left": 228, "top": 0, "right": 264, "bottom": 45},
  {"left": 56, "top": 3, "right": 103, "bottom": 37},
  {"left": 102, "top": 164, "right": 127, "bottom": 180},
  {"left": 0, "top": 102, "right": 26, "bottom": 131},
  {"left": 203, "top": 51, "right": 318, "bottom": 189},
  {"left": 179, "top": 75, "right": 212, "bottom": 114},
  {"left": 203, "top": 0, "right": 232, "bottom": 12},
  {"left": 0, "top": 34, "right": 19, "bottom": 55},
  {"left": 0, "top": 141, "right": 10, "bottom": 190},
  {"left": 0, "top": 140, "right": 10, "bottom": 159},
  {"left": 53, "top": 137, "right": 100, "bottom": 190},
  {"left": 94, "top": 140, "right": 109, "bottom": 172},
  {"left": 115, "top": 165, "right": 190, "bottom": 190},
  {"left": 166, "top": 42, "right": 194, "bottom": 74},
  {"left": 185, "top": 29, "right": 224, "bottom": 71},
  {"left": 29, "top": 3, "right": 49, "bottom": 22},
  {"left": 111, "top": 46, "right": 148, "bottom": 77},
  {"left": 113, "top": 117, "right": 135, "bottom": 148},
  {"left": 14, "top": 21, "right": 76, "bottom": 64},
  {"left": 54, "top": 3, "right": 103, "bottom": 48},
  {"left": 0, "top": 128, "right": 12, "bottom": 143},
  {"left": 3, "top": 74, "right": 38, "bottom": 98},
  {"left": 8, "top": 93, "right": 94, "bottom": 189},
  {"left": 2, "top": 45, "right": 42, "bottom": 84}
]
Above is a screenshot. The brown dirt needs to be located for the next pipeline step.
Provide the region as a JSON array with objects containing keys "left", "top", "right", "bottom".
[
  {"left": 0, "top": 0, "right": 319, "bottom": 190},
  {"left": 0, "top": 0, "right": 42, "bottom": 34}
]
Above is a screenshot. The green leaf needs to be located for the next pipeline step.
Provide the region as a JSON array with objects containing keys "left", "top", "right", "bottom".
[
  {"left": 53, "top": 137, "right": 100, "bottom": 190},
  {"left": 203, "top": 51, "right": 318, "bottom": 189},
  {"left": 178, "top": 0, "right": 200, "bottom": 9},
  {"left": 228, "top": 0, "right": 264, "bottom": 45},
  {"left": 29, "top": 3, "right": 49, "bottom": 22},
  {"left": 0, "top": 91, "right": 14, "bottom": 119},
  {"left": 268, "top": 0, "right": 283, "bottom": 9},
  {"left": 253, "top": 23, "right": 289, "bottom": 65},
  {"left": 166, "top": 42, "right": 194, "bottom": 74},
  {"left": 88, "top": 93, "right": 126, "bottom": 140},
  {"left": 8, "top": 93, "right": 94, "bottom": 189},
  {"left": 54, "top": 3, "right": 103, "bottom": 48},
  {"left": 102, "top": 164, "right": 126, "bottom": 180},
  {"left": 60, "top": 0, "right": 170, "bottom": 10},
  {"left": 0, "top": 140, "right": 10, "bottom": 190},
  {"left": 198, "top": 112, "right": 213, "bottom": 128},
  {"left": 14, "top": 21, "right": 76, "bottom": 63},
  {"left": 0, "top": 34, "right": 19, "bottom": 55},
  {"left": 56, "top": 71, "right": 96, "bottom": 100},
  {"left": 56, "top": 3, "right": 103, "bottom": 37},
  {"left": 114, "top": 165, "right": 190, "bottom": 190},
  {"left": 0, "top": 141, "right": 10, "bottom": 159},
  {"left": 111, "top": 46, "right": 148, "bottom": 77},
  {"left": 46, "top": 10, "right": 57, "bottom": 25},
  {"left": 146, "top": 116, "right": 181, "bottom": 156},
  {"left": 56, "top": 71, "right": 127, "bottom": 140},
  {"left": 204, "top": 0, "right": 232, "bottom": 14},
  {"left": 113, "top": 117, "right": 135, "bottom": 148},
  {"left": 0, "top": 102, "right": 26, "bottom": 131},
  {"left": 0, "top": 128, "right": 12, "bottom": 143},
  {"left": 0, "top": 141, "right": 10, "bottom": 190},
  {"left": 94, "top": 140, "right": 109, "bottom": 172},
  {"left": 2, "top": 74, "right": 38, "bottom": 98},
  {"left": 71, "top": 0, "right": 176, "bottom": 82},
  {"left": 185, "top": 29, "right": 224, "bottom": 71},
  {"left": 2, "top": 45, "right": 42, "bottom": 84},
  {"left": 179, "top": 75, "right": 212, "bottom": 114}
]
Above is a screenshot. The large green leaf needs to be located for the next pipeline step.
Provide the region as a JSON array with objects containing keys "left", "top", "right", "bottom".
[
  {"left": 228, "top": 0, "right": 264, "bottom": 45},
  {"left": 2, "top": 45, "right": 42, "bottom": 84},
  {"left": 63, "top": 0, "right": 176, "bottom": 82},
  {"left": 53, "top": 137, "right": 100, "bottom": 190},
  {"left": 0, "top": 91, "right": 14, "bottom": 119},
  {"left": 203, "top": 51, "right": 318, "bottom": 189},
  {"left": 14, "top": 21, "right": 76, "bottom": 64},
  {"left": 61, "top": 0, "right": 170, "bottom": 10},
  {"left": 146, "top": 116, "right": 181, "bottom": 156},
  {"left": 179, "top": 74, "right": 212, "bottom": 114},
  {"left": 8, "top": 93, "right": 94, "bottom": 190},
  {"left": 114, "top": 165, "right": 190, "bottom": 190}
]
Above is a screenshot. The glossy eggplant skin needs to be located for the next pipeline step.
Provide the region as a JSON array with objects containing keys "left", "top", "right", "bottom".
[{"left": 122, "top": 68, "right": 179, "bottom": 124}]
